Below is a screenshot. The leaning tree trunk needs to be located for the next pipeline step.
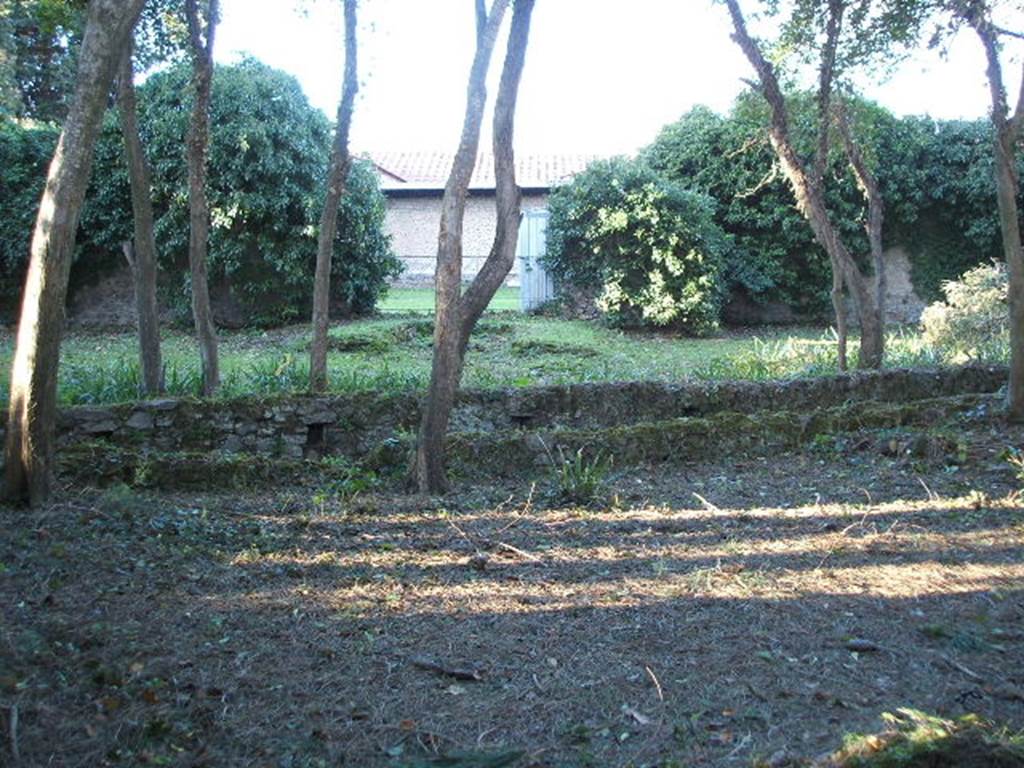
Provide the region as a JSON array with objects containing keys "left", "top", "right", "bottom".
[
  {"left": 836, "top": 98, "right": 886, "bottom": 370},
  {"left": 414, "top": 0, "right": 535, "bottom": 493},
  {"left": 972, "top": 13, "right": 1024, "bottom": 419},
  {"left": 4, "top": 0, "right": 145, "bottom": 506},
  {"left": 116, "top": 42, "right": 163, "bottom": 396},
  {"left": 310, "top": 0, "right": 359, "bottom": 393},
  {"left": 185, "top": 0, "right": 220, "bottom": 396},
  {"left": 724, "top": 0, "right": 885, "bottom": 369},
  {"left": 993, "top": 129, "right": 1024, "bottom": 419}
]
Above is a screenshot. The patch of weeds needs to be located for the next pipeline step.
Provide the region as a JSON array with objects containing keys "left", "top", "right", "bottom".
[
  {"left": 61, "top": 357, "right": 143, "bottom": 405},
  {"left": 919, "top": 623, "right": 953, "bottom": 641},
  {"left": 510, "top": 338, "right": 597, "bottom": 357},
  {"left": 397, "top": 749, "right": 525, "bottom": 767},
  {"left": 544, "top": 443, "right": 612, "bottom": 506},
  {"left": 1005, "top": 447, "right": 1024, "bottom": 487},
  {"left": 243, "top": 353, "right": 309, "bottom": 394},
  {"left": 163, "top": 360, "right": 204, "bottom": 397},
  {"left": 320, "top": 456, "right": 380, "bottom": 502},
  {"left": 96, "top": 483, "right": 150, "bottom": 517},
  {"left": 828, "top": 708, "right": 1024, "bottom": 767},
  {"left": 329, "top": 331, "right": 394, "bottom": 353}
]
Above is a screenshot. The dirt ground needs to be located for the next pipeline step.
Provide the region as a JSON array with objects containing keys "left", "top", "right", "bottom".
[{"left": 2, "top": 419, "right": 1023, "bottom": 767}]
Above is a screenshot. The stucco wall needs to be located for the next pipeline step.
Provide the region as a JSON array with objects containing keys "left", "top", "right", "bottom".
[{"left": 386, "top": 192, "right": 548, "bottom": 286}]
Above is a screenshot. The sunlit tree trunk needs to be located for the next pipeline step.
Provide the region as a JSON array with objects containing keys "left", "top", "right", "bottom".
[
  {"left": 414, "top": 0, "right": 535, "bottom": 493},
  {"left": 310, "top": 0, "right": 359, "bottom": 394},
  {"left": 725, "top": 0, "right": 884, "bottom": 369},
  {"left": 969, "top": 9, "right": 1024, "bottom": 419},
  {"left": 185, "top": 0, "right": 220, "bottom": 396},
  {"left": 116, "top": 42, "right": 163, "bottom": 396},
  {"left": 4, "top": 0, "right": 145, "bottom": 505}
]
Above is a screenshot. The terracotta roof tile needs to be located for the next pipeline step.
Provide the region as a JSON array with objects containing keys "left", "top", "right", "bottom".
[{"left": 367, "top": 151, "right": 597, "bottom": 191}]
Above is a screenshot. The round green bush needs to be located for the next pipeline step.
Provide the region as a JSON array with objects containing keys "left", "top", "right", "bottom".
[
  {"left": 544, "top": 157, "right": 727, "bottom": 334},
  {"left": 0, "top": 58, "right": 401, "bottom": 326},
  {"left": 83, "top": 58, "right": 401, "bottom": 325}
]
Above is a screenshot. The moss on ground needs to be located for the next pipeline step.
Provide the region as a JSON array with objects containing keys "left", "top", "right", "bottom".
[{"left": 819, "top": 709, "right": 1024, "bottom": 767}]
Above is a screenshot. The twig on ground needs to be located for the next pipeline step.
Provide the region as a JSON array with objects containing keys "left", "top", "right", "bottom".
[
  {"left": 645, "top": 665, "right": 664, "bottom": 703},
  {"left": 936, "top": 652, "right": 983, "bottom": 681},
  {"left": 489, "top": 541, "right": 542, "bottom": 563},
  {"left": 916, "top": 476, "right": 939, "bottom": 501},
  {"left": 409, "top": 654, "right": 484, "bottom": 681},
  {"left": 692, "top": 492, "right": 721, "bottom": 513},
  {"left": 9, "top": 704, "right": 19, "bottom": 764}
]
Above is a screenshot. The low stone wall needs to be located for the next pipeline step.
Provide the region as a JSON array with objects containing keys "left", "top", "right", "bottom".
[{"left": 31, "top": 365, "right": 1006, "bottom": 464}]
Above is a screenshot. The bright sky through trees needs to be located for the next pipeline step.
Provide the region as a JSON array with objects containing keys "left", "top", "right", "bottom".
[{"left": 215, "top": 0, "right": 999, "bottom": 155}]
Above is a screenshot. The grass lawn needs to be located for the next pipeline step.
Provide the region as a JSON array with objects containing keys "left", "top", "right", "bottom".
[
  {"left": 378, "top": 286, "right": 520, "bottom": 313},
  {"left": 0, "top": 312, "right": 977, "bottom": 407}
]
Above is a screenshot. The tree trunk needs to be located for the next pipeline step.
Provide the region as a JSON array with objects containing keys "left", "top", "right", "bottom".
[
  {"left": 831, "top": 268, "right": 848, "bottom": 371},
  {"left": 185, "top": 0, "right": 220, "bottom": 397},
  {"left": 413, "top": 0, "right": 536, "bottom": 493},
  {"left": 310, "top": 0, "right": 359, "bottom": 394},
  {"left": 971, "top": 12, "right": 1024, "bottom": 419},
  {"left": 725, "top": 0, "right": 884, "bottom": 369},
  {"left": 4, "top": 0, "right": 145, "bottom": 506},
  {"left": 116, "top": 43, "right": 163, "bottom": 396},
  {"left": 996, "top": 132, "right": 1024, "bottom": 419},
  {"left": 835, "top": 98, "right": 886, "bottom": 370}
]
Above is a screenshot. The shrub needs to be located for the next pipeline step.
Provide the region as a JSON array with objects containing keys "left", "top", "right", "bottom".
[
  {"left": 544, "top": 157, "right": 727, "bottom": 334},
  {"left": 0, "top": 59, "right": 402, "bottom": 326},
  {"left": 644, "top": 93, "right": 1019, "bottom": 313},
  {"left": 0, "top": 118, "right": 59, "bottom": 313},
  {"left": 920, "top": 262, "right": 1008, "bottom": 364}
]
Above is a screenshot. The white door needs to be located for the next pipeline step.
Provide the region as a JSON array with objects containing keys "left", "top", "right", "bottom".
[{"left": 517, "top": 210, "right": 554, "bottom": 311}]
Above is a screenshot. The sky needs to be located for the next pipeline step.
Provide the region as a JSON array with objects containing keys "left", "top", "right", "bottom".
[{"left": 214, "top": 0, "right": 1007, "bottom": 157}]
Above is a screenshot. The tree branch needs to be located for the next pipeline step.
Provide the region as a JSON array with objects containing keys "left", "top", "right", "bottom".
[
  {"left": 461, "top": 0, "right": 536, "bottom": 326},
  {"left": 814, "top": 0, "right": 844, "bottom": 185}
]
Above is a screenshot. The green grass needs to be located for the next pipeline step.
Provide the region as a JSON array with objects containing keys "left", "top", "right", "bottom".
[
  {"left": 0, "top": 315, "right": 1004, "bottom": 407},
  {"left": 822, "top": 709, "right": 1024, "bottom": 767},
  {"left": 378, "top": 286, "right": 520, "bottom": 313}
]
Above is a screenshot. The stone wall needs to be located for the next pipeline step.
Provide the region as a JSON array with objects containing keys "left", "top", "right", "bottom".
[
  {"left": 723, "top": 246, "right": 928, "bottom": 326},
  {"left": 29, "top": 365, "right": 1006, "bottom": 466}
]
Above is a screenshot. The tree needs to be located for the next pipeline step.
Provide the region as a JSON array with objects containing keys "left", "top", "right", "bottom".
[
  {"left": 957, "top": 0, "right": 1024, "bottom": 418},
  {"left": 413, "top": 0, "right": 536, "bottom": 493},
  {"left": 4, "top": 0, "right": 145, "bottom": 506},
  {"left": 1, "top": 0, "right": 86, "bottom": 121},
  {"left": 310, "top": 0, "right": 359, "bottom": 394},
  {"left": 184, "top": 0, "right": 218, "bottom": 396},
  {"left": 116, "top": 38, "right": 162, "bottom": 395},
  {"left": 79, "top": 59, "right": 399, "bottom": 325},
  {"left": 722, "top": 0, "right": 924, "bottom": 369}
]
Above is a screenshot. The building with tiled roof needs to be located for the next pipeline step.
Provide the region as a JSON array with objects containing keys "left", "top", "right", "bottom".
[
  {"left": 364, "top": 151, "right": 597, "bottom": 289},
  {"left": 370, "top": 151, "right": 595, "bottom": 192}
]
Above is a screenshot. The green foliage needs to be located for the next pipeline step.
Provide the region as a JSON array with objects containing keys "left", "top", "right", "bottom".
[
  {"left": 0, "top": 118, "right": 58, "bottom": 313},
  {"left": 894, "top": 118, "right": 1006, "bottom": 301},
  {"left": 920, "top": 261, "right": 1008, "bottom": 364},
  {"left": 75, "top": 59, "right": 401, "bottom": 326},
  {"left": 828, "top": 708, "right": 1024, "bottom": 767},
  {"left": 644, "top": 92, "right": 1013, "bottom": 314},
  {"left": 546, "top": 444, "right": 612, "bottom": 506},
  {"left": 0, "top": 0, "right": 85, "bottom": 121},
  {"left": 0, "top": 61, "right": 400, "bottom": 327},
  {"left": 544, "top": 157, "right": 727, "bottom": 333},
  {"left": 693, "top": 326, "right": 943, "bottom": 381}
]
